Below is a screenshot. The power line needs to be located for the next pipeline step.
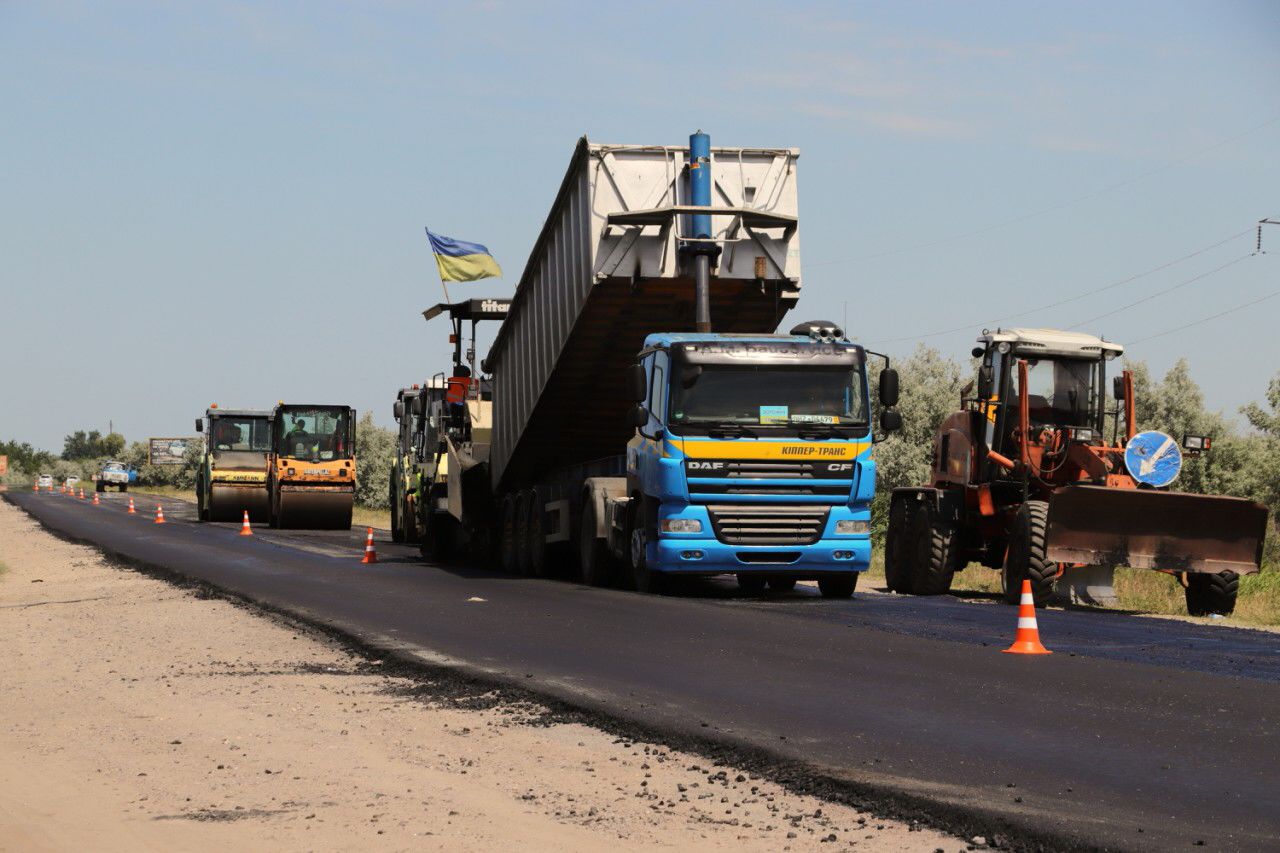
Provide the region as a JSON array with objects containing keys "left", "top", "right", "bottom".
[
  {"left": 807, "top": 114, "right": 1280, "bottom": 269},
  {"left": 1128, "top": 287, "right": 1280, "bottom": 345},
  {"left": 1064, "top": 254, "right": 1253, "bottom": 330},
  {"left": 863, "top": 228, "right": 1252, "bottom": 346}
]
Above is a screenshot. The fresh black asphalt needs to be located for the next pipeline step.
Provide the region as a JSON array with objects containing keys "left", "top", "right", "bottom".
[{"left": 9, "top": 490, "right": 1280, "bottom": 851}]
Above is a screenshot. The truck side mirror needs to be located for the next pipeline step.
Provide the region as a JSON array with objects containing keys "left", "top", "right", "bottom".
[
  {"left": 1113, "top": 375, "right": 1126, "bottom": 401},
  {"left": 879, "top": 368, "right": 900, "bottom": 408},
  {"left": 880, "top": 409, "right": 903, "bottom": 434},
  {"left": 194, "top": 418, "right": 203, "bottom": 432},
  {"left": 393, "top": 401, "right": 404, "bottom": 421},
  {"left": 630, "top": 364, "right": 648, "bottom": 402},
  {"left": 631, "top": 404, "right": 649, "bottom": 428}
]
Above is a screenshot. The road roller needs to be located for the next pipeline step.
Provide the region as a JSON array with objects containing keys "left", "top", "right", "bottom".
[
  {"left": 195, "top": 405, "right": 272, "bottom": 522},
  {"left": 268, "top": 403, "right": 356, "bottom": 529}
]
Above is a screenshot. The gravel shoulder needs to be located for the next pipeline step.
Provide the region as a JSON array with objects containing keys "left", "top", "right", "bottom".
[{"left": 0, "top": 500, "right": 957, "bottom": 852}]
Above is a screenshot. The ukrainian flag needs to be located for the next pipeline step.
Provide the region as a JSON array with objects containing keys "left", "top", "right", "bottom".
[{"left": 425, "top": 229, "right": 503, "bottom": 282}]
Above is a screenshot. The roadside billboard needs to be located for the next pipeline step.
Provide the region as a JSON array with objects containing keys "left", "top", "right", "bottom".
[{"left": 148, "top": 437, "right": 195, "bottom": 465}]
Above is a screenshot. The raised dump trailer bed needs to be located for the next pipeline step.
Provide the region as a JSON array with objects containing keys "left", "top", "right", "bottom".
[{"left": 485, "top": 137, "right": 802, "bottom": 493}]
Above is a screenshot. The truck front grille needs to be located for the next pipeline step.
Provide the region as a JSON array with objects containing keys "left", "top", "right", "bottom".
[
  {"left": 706, "top": 505, "right": 829, "bottom": 546},
  {"left": 686, "top": 459, "right": 854, "bottom": 501}
]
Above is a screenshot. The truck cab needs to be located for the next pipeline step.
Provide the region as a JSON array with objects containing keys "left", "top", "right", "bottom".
[{"left": 611, "top": 324, "right": 899, "bottom": 595}]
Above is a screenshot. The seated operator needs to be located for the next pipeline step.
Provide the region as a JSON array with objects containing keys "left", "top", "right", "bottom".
[
  {"left": 287, "top": 417, "right": 311, "bottom": 455},
  {"left": 215, "top": 422, "right": 242, "bottom": 450}
]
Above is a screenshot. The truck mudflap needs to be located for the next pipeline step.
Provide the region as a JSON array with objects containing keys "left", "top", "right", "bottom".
[{"left": 1046, "top": 485, "right": 1267, "bottom": 575}]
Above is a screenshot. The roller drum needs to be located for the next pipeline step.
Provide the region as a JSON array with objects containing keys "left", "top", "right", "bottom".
[
  {"left": 209, "top": 484, "right": 270, "bottom": 523},
  {"left": 275, "top": 488, "right": 354, "bottom": 530}
]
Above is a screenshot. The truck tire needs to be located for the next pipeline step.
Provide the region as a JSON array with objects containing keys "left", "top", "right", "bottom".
[
  {"left": 818, "top": 573, "right": 857, "bottom": 598},
  {"left": 390, "top": 476, "right": 404, "bottom": 543},
  {"left": 120, "top": 484, "right": 127, "bottom": 493},
  {"left": 1002, "top": 500, "right": 1055, "bottom": 607},
  {"left": 578, "top": 499, "right": 614, "bottom": 587},
  {"left": 736, "top": 574, "right": 767, "bottom": 595},
  {"left": 909, "top": 501, "right": 958, "bottom": 596},
  {"left": 627, "top": 499, "right": 665, "bottom": 594},
  {"left": 96, "top": 481, "right": 105, "bottom": 493},
  {"left": 884, "top": 497, "right": 913, "bottom": 594},
  {"left": 526, "top": 493, "right": 547, "bottom": 578},
  {"left": 500, "top": 494, "right": 519, "bottom": 574},
  {"left": 1185, "top": 571, "right": 1239, "bottom": 616},
  {"left": 514, "top": 491, "right": 535, "bottom": 577}
]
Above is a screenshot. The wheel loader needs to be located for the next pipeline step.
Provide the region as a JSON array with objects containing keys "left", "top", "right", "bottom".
[{"left": 885, "top": 328, "right": 1268, "bottom": 615}]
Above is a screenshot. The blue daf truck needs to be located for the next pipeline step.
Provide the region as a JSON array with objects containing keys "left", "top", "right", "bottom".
[{"left": 421, "top": 132, "right": 901, "bottom": 595}]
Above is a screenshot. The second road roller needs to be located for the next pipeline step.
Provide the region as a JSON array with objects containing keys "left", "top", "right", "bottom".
[{"left": 268, "top": 403, "right": 356, "bottom": 529}]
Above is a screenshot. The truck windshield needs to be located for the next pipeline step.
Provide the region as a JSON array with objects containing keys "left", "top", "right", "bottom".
[
  {"left": 277, "top": 409, "right": 352, "bottom": 460},
  {"left": 211, "top": 417, "right": 271, "bottom": 453},
  {"left": 669, "top": 365, "right": 869, "bottom": 432},
  {"left": 1020, "top": 357, "right": 1102, "bottom": 429}
]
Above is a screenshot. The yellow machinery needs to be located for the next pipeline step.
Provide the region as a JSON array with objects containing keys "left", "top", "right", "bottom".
[
  {"left": 268, "top": 403, "right": 356, "bottom": 529},
  {"left": 195, "top": 406, "right": 272, "bottom": 522}
]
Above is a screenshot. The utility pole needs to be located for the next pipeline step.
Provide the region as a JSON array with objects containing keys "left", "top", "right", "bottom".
[{"left": 1257, "top": 218, "right": 1280, "bottom": 254}]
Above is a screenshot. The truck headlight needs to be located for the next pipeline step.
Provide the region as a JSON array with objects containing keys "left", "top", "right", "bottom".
[
  {"left": 660, "top": 518, "right": 702, "bottom": 534},
  {"left": 836, "top": 520, "right": 870, "bottom": 535}
]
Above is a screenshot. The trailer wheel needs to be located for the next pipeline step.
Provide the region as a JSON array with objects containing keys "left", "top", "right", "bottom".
[
  {"left": 526, "top": 493, "right": 547, "bottom": 578},
  {"left": 1002, "top": 500, "right": 1055, "bottom": 606},
  {"left": 390, "top": 476, "right": 404, "bottom": 543},
  {"left": 909, "top": 502, "right": 958, "bottom": 596},
  {"left": 1185, "top": 571, "right": 1239, "bottom": 617},
  {"left": 884, "top": 497, "right": 913, "bottom": 593},
  {"left": 500, "top": 494, "right": 519, "bottom": 574},
  {"left": 578, "top": 499, "right": 614, "bottom": 587},
  {"left": 818, "top": 573, "right": 857, "bottom": 598},
  {"left": 736, "top": 574, "right": 767, "bottom": 595}
]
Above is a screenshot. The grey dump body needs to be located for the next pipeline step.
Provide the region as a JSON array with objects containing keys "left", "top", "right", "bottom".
[{"left": 485, "top": 137, "right": 803, "bottom": 492}]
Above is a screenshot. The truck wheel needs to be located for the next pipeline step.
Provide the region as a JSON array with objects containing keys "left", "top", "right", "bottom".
[
  {"left": 768, "top": 577, "right": 797, "bottom": 592},
  {"left": 1185, "top": 571, "right": 1239, "bottom": 616},
  {"left": 736, "top": 574, "right": 767, "bottom": 595},
  {"left": 884, "top": 497, "right": 914, "bottom": 594},
  {"left": 390, "top": 477, "right": 404, "bottom": 543},
  {"left": 120, "top": 484, "right": 127, "bottom": 493},
  {"left": 1002, "top": 500, "right": 1055, "bottom": 607},
  {"left": 578, "top": 499, "right": 614, "bottom": 587},
  {"left": 909, "top": 502, "right": 958, "bottom": 596},
  {"left": 627, "top": 501, "right": 665, "bottom": 594},
  {"left": 500, "top": 494, "right": 519, "bottom": 574},
  {"left": 818, "top": 573, "right": 857, "bottom": 598},
  {"left": 514, "top": 491, "right": 535, "bottom": 577},
  {"left": 96, "top": 481, "right": 105, "bottom": 493},
  {"left": 526, "top": 493, "right": 547, "bottom": 578}
]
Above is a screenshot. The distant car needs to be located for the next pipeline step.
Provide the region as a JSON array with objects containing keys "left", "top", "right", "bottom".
[
  {"left": 64, "top": 476, "right": 80, "bottom": 488},
  {"left": 95, "top": 461, "right": 130, "bottom": 492},
  {"left": 37, "top": 474, "right": 54, "bottom": 490}
]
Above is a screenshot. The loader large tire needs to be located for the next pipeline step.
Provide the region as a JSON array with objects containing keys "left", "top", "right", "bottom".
[
  {"left": 884, "top": 497, "right": 914, "bottom": 594},
  {"left": 909, "top": 501, "right": 958, "bottom": 596},
  {"left": 1002, "top": 500, "right": 1055, "bottom": 607},
  {"left": 1185, "top": 571, "right": 1239, "bottom": 617}
]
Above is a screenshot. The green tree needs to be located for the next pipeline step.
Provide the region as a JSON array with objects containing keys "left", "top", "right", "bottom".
[{"left": 354, "top": 412, "right": 395, "bottom": 509}]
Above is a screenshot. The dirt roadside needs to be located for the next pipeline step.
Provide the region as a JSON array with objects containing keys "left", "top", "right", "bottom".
[{"left": 0, "top": 501, "right": 959, "bottom": 852}]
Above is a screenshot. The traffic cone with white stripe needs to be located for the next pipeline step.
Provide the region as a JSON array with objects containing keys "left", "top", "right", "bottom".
[
  {"left": 92, "top": 491, "right": 100, "bottom": 505},
  {"left": 127, "top": 497, "right": 137, "bottom": 514},
  {"left": 154, "top": 504, "right": 166, "bottom": 525},
  {"left": 78, "top": 487, "right": 85, "bottom": 500},
  {"left": 1003, "top": 579, "right": 1051, "bottom": 655},
  {"left": 239, "top": 510, "right": 253, "bottom": 536},
  {"left": 33, "top": 480, "right": 39, "bottom": 492},
  {"left": 360, "top": 527, "right": 377, "bottom": 564}
]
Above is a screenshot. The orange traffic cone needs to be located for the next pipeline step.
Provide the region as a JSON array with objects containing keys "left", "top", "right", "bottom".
[
  {"left": 1003, "top": 579, "right": 1052, "bottom": 655},
  {"left": 127, "top": 497, "right": 137, "bottom": 514},
  {"left": 92, "top": 491, "right": 100, "bottom": 505},
  {"left": 154, "top": 505, "right": 166, "bottom": 525},
  {"left": 239, "top": 510, "right": 253, "bottom": 536},
  {"left": 360, "top": 527, "right": 377, "bottom": 564},
  {"left": 33, "top": 480, "right": 39, "bottom": 492},
  {"left": 78, "top": 487, "right": 85, "bottom": 500}
]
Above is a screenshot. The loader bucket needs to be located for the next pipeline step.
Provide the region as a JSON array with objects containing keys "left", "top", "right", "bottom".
[{"left": 1045, "top": 485, "right": 1268, "bottom": 575}]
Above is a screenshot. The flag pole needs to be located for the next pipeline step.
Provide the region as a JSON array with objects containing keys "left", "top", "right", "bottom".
[{"left": 427, "top": 227, "right": 453, "bottom": 305}]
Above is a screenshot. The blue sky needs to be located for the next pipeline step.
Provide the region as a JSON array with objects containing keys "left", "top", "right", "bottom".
[{"left": 2, "top": 1, "right": 1277, "bottom": 451}]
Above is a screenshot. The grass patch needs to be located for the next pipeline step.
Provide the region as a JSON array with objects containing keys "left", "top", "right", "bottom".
[{"left": 351, "top": 505, "right": 391, "bottom": 531}]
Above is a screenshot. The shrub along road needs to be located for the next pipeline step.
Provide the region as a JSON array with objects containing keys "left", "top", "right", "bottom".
[{"left": 9, "top": 489, "right": 1280, "bottom": 851}]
